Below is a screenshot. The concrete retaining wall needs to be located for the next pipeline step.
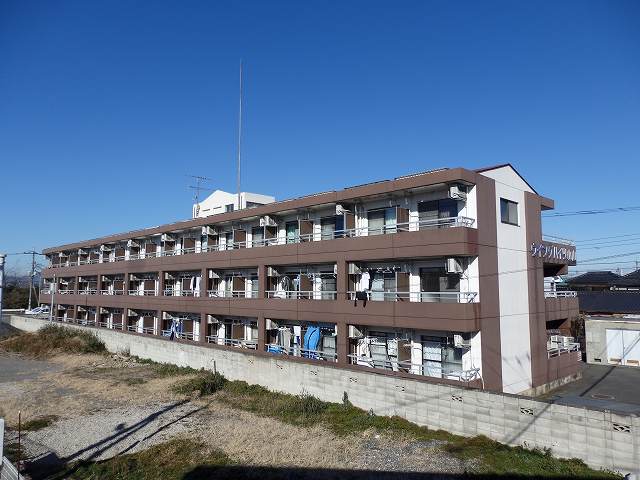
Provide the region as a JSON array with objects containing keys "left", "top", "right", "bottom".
[{"left": 5, "top": 315, "right": 639, "bottom": 475}]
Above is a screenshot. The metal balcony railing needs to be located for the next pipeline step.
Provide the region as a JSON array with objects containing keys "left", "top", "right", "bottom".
[
  {"left": 205, "top": 336, "right": 258, "bottom": 349},
  {"left": 266, "top": 290, "right": 338, "bottom": 300},
  {"left": 347, "top": 354, "right": 481, "bottom": 381},
  {"left": 163, "top": 288, "right": 200, "bottom": 297},
  {"left": 78, "top": 288, "right": 97, "bottom": 295},
  {"left": 547, "top": 342, "right": 580, "bottom": 358},
  {"left": 128, "top": 289, "right": 157, "bottom": 296},
  {"left": 544, "top": 290, "right": 578, "bottom": 298},
  {"left": 207, "top": 290, "right": 257, "bottom": 298},
  {"left": 347, "top": 291, "right": 478, "bottom": 303},
  {"left": 99, "top": 289, "right": 125, "bottom": 295},
  {"left": 265, "top": 344, "right": 337, "bottom": 361}
]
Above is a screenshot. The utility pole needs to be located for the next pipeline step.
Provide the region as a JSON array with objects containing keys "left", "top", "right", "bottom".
[
  {"left": 28, "top": 251, "right": 36, "bottom": 311},
  {"left": 49, "top": 274, "right": 55, "bottom": 322},
  {"left": 0, "top": 254, "right": 5, "bottom": 323}
]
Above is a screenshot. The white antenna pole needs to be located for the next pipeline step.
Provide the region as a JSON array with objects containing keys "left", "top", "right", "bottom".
[{"left": 236, "top": 60, "right": 243, "bottom": 210}]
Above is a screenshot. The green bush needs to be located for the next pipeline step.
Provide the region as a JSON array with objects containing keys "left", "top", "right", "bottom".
[{"left": 173, "top": 371, "right": 227, "bottom": 395}]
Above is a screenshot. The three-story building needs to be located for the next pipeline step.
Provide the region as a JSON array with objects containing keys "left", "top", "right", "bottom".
[{"left": 39, "top": 164, "right": 579, "bottom": 394}]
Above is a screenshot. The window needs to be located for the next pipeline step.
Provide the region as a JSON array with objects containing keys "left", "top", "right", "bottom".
[
  {"left": 418, "top": 199, "right": 458, "bottom": 229},
  {"left": 251, "top": 226, "right": 264, "bottom": 247},
  {"left": 286, "top": 221, "right": 299, "bottom": 244},
  {"left": 320, "top": 217, "right": 336, "bottom": 240},
  {"left": 225, "top": 204, "right": 234, "bottom": 213},
  {"left": 500, "top": 198, "right": 518, "bottom": 226},
  {"left": 367, "top": 207, "right": 397, "bottom": 235}
]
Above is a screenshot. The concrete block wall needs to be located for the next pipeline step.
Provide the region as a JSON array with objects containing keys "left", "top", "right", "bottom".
[{"left": 5, "top": 315, "right": 638, "bottom": 475}]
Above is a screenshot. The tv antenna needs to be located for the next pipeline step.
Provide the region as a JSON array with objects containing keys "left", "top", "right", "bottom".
[
  {"left": 188, "top": 175, "right": 214, "bottom": 216},
  {"left": 236, "top": 59, "right": 243, "bottom": 209}
]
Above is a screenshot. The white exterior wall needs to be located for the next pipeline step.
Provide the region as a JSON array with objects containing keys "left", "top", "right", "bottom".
[
  {"left": 480, "top": 166, "right": 533, "bottom": 394},
  {"left": 193, "top": 190, "right": 275, "bottom": 218}
]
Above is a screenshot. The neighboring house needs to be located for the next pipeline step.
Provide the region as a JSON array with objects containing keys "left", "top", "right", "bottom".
[
  {"left": 585, "top": 316, "right": 640, "bottom": 367},
  {"left": 565, "top": 271, "right": 623, "bottom": 292}
]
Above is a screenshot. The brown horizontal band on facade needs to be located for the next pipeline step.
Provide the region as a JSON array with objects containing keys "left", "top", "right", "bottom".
[
  {"left": 42, "top": 227, "right": 481, "bottom": 277},
  {"left": 544, "top": 296, "right": 579, "bottom": 323},
  {"left": 43, "top": 167, "right": 480, "bottom": 254}
]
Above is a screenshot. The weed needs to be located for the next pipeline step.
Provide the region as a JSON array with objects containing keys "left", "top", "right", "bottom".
[
  {"left": 21, "top": 415, "right": 59, "bottom": 431},
  {"left": 0, "top": 325, "right": 105, "bottom": 357},
  {"left": 172, "top": 371, "right": 227, "bottom": 395},
  {"left": 129, "top": 356, "right": 199, "bottom": 376},
  {"left": 62, "top": 438, "right": 231, "bottom": 480}
]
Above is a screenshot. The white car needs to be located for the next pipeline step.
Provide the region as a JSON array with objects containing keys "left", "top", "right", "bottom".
[{"left": 25, "top": 306, "right": 49, "bottom": 315}]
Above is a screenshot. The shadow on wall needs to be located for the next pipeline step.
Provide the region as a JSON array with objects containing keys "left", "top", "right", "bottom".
[{"left": 183, "top": 466, "right": 603, "bottom": 480}]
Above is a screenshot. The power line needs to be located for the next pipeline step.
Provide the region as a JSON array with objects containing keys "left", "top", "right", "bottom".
[
  {"left": 574, "top": 232, "right": 640, "bottom": 244},
  {"left": 543, "top": 206, "right": 640, "bottom": 218}
]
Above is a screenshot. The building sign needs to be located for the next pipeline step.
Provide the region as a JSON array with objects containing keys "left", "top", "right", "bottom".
[{"left": 530, "top": 242, "right": 576, "bottom": 262}]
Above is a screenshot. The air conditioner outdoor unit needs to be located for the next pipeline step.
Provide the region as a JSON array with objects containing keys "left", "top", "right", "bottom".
[
  {"left": 127, "top": 239, "right": 140, "bottom": 248},
  {"left": 448, "top": 184, "right": 467, "bottom": 200},
  {"left": 348, "top": 325, "right": 364, "bottom": 338},
  {"left": 161, "top": 233, "right": 174, "bottom": 242},
  {"left": 260, "top": 215, "right": 277, "bottom": 227},
  {"left": 267, "top": 267, "right": 280, "bottom": 277},
  {"left": 265, "top": 319, "right": 278, "bottom": 330},
  {"left": 202, "top": 226, "right": 219, "bottom": 236},
  {"left": 348, "top": 263, "right": 362, "bottom": 275},
  {"left": 336, "top": 204, "right": 351, "bottom": 215},
  {"left": 78, "top": 248, "right": 87, "bottom": 255},
  {"left": 446, "top": 257, "right": 464, "bottom": 274},
  {"left": 100, "top": 244, "right": 111, "bottom": 252},
  {"left": 208, "top": 315, "right": 220, "bottom": 324},
  {"left": 454, "top": 334, "right": 471, "bottom": 348},
  {"left": 128, "top": 310, "right": 138, "bottom": 317},
  {"left": 208, "top": 270, "right": 221, "bottom": 279}
]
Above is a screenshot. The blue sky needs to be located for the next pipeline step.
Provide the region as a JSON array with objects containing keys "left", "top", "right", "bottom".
[{"left": 1, "top": 0, "right": 639, "bottom": 275}]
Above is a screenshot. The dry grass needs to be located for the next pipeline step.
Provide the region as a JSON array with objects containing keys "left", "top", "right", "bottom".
[{"left": 0, "top": 325, "right": 105, "bottom": 358}]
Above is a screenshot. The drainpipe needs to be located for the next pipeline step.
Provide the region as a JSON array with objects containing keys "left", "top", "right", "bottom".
[{"left": 49, "top": 274, "right": 56, "bottom": 322}]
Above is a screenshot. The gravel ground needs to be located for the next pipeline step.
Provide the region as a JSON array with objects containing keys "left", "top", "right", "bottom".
[{"left": 0, "top": 352, "right": 475, "bottom": 478}]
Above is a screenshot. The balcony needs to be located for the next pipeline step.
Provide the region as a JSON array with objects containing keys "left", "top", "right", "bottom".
[
  {"left": 207, "top": 290, "right": 257, "bottom": 299},
  {"left": 163, "top": 287, "right": 200, "bottom": 297},
  {"left": 347, "top": 291, "right": 477, "bottom": 303},
  {"left": 545, "top": 291, "right": 579, "bottom": 323},
  {"left": 266, "top": 290, "right": 338, "bottom": 300},
  {"left": 544, "top": 290, "right": 577, "bottom": 298},
  {"left": 205, "top": 336, "right": 258, "bottom": 349},
  {"left": 128, "top": 289, "right": 157, "bottom": 296},
  {"left": 45, "top": 215, "right": 476, "bottom": 268}
]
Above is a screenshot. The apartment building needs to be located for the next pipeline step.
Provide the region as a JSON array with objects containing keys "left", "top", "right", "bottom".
[{"left": 39, "top": 164, "right": 579, "bottom": 394}]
